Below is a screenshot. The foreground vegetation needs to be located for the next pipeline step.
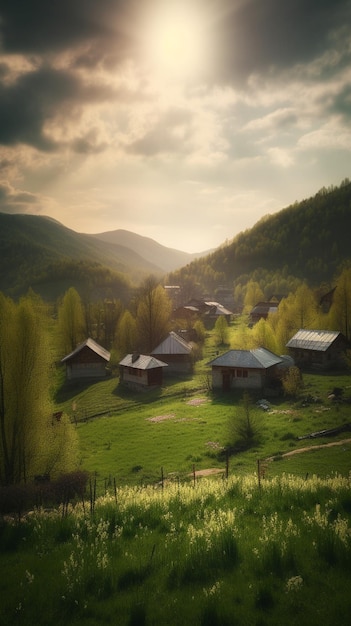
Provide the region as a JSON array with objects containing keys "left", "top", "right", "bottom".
[{"left": 1, "top": 473, "right": 351, "bottom": 625}]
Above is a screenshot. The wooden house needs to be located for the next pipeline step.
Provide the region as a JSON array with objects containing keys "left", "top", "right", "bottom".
[
  {"left": 286, "top": 329, "right": 348, "bottom": 370},
  {"left": 185, "top": 299, "right": 233, "bottom": 328},
  {"left": 249, "top": 301, "right": 279, "bottom": 326},
  {"left": 151, "top": 331, "right": 194, "bottom": 374},
  {"left": 208, "top": 348, "right": 283, "bottom": 391},
  {"left": 61, "top": 338, "right": 110, "bottom": 380},
  {"left": 119, "top": 353, "right": 168, "bottom": 389}
]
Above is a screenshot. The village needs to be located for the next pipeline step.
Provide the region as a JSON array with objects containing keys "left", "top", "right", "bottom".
[{"left": 60, "top": 287, "right": 349, "bottom": 396}]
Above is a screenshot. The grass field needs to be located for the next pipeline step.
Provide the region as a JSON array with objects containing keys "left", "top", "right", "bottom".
[
  {"left": 1, "top": 325, "right": 351, "bottom": 625},
  {"left": 53, "top": 335, "right": 351, "bottom": 491}
]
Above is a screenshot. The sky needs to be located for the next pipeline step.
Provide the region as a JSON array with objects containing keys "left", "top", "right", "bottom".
[{"left": 0, "top": 0, "right": 350, "bottom": 253}]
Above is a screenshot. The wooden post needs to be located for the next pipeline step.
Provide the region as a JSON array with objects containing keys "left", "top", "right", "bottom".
[
  {"left": 193, "top": 464, "right": 196, "bottom": 487},
  {"left": 114, "top": 477, "right": 117, "bottom": 507},
  {"left": 257, "top": 459, "right": 261, "bottom": 490}
]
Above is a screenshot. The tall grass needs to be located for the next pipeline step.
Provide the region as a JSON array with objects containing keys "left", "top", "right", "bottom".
[{"left": 1, "top": 472, "right": 351, "bottom": 625}]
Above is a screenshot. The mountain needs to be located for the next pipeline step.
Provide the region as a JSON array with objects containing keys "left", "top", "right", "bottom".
[
  {"left": 167, "top": 181, "right": 351, "bottom": 293},
  {"left": 0, "top": 213, "right": 209, "bottom": 300},
  {"left": 92, "top": 229, "right": 210, "bottom": 273}
]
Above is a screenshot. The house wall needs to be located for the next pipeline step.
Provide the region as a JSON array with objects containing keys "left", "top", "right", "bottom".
[
  {"left": 120, "top": 366, "right": 149, "bottom": 387},
  {"left": 211, "top": 366, "right": 264, "bottom": 390},
  {"left": 152, "top": 353, "right": 192, "bottom": 374},
  {"left": 120, "top": 367, "right": 163, "bottom": 388},
  {"left": 290, "top": 337, "right": 346, "bottom": 370},
  {"left": 64, "top": 345, "right": 109, "bottom": 380},
  {"left": 66, "top": 361, "right": 108, "bottom": 379}
]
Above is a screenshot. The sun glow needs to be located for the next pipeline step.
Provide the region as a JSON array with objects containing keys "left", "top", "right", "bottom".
[{"left": 142, "top": 2, "right": 208, "bottom": 84}]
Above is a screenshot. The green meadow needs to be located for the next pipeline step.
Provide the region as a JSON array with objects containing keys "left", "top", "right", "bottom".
[{"left": 1, "top": 324, "right": 351, "bottom": 625}]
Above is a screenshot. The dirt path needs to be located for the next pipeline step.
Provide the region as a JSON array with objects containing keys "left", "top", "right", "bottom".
[
  {"left": 191, "top": 438, "right": 351, "bottom": 477},
  {"left": 265, "top": 437, "right": 351, "bottom": 462}
]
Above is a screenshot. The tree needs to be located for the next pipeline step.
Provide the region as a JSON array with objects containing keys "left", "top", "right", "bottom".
[
  {"left": 135, "top": 278, "right": 172, "bottom": 353},
  {"left": 214, "top": 315, "right": 230, "bottom": 346},
  {"left": 0, "top": 294, "right": 78, "bottom": 485},
  {"left": 243, "top": 281, "right": 264, "bottom": 313},
  {"left": 58, "top": 287, "right": 85, "bottom": 354},
  {"left": 227, "top": 392, "right": 262, "bottom": 452},
  {"left": 115, "top": 310, "right": 137, "bottom": 358},
  {"left": 328, "top": 267, "right": 351, "bottom": 341}
]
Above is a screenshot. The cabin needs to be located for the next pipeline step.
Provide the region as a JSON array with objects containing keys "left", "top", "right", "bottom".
[
  {"left": 286, "top": 329, "right": 348, "bottom": 370},
  {"left": 185, "top": 299, "right": 233, "bottom": 328},
  {"left": 208, "top": 348, "right": 283, "bottom": 391},
  {"left": 151, "top": 331, "right": 194, "bottom": 374},
  {"left": 61, "top": 338, "right": 110, "bottom": 380},
  {"left": 119, "top": 353, "right": 168, "bottom": 389},
  {"left": 249, "top": 301, "right": 279, "bottom": 326}
]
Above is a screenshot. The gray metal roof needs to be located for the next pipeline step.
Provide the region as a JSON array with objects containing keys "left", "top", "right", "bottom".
[
  {"left": 61, "top": 338, "right": 110, "bottom": 363},
  {"left": 119, "top": 354, "right": 168, "bottom": 370},
  {"left": 286, "top": 329, "right": 341, "bottom": 352},
  {"left": 151, "top": 331, "right": 192, "bottom": 355},
  {"left": 208, "top": 348, "right": 282, "bottom": 369}
]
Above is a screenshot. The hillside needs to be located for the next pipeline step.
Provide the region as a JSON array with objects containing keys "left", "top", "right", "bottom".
[
  {"left": 167, "top": 181, "right": 351, "bottom": 293},
  {"left": 93, "top": 229, "right": 210, "bottom": 272},
  {"left": 0, "top": 213, "right": 203, "bottom": 299}
]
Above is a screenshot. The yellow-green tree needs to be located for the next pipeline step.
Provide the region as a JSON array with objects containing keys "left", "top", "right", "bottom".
[
  {"left": 0, "top": 294, "right": 78, "bottom": 485},
  {"left": 328, "top": 268, "right": 351, "bottom": 340},
  {"left": 243, "top": 280, "right": 264, "bottom": 313},
  {"left": 135, "top": 279, "right": 172, "bottom": 353},
  {"left": 58, "top": 287, "right": 85, "bottom": 354},
  {"left": 115, "top": 310, "right": 137, "bottom": 358},
  {"left": 214, "top": 315, "right": 230, "bottom": 346}
]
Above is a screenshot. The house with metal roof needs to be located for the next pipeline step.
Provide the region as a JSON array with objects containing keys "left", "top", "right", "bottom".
[
  {"left": 286, "top": 329, "right": 348, "bottom": 370},
  {"left": 61, "top": 338, "right": 110, "bottom": 380},
  {"left": 208, "top": 348, "right": 283, "bottom": 391},
  {"left": 119, "top": 353, "right": 168, "bottom": 389},
  {"left": 151, "top": 331, "right": 194, "bottom": 374},
  {"left": 249, "top": 301, "right": 279, "bottom": 326}
]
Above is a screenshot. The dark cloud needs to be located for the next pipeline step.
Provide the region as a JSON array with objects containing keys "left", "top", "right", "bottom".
[
  {"left": 0, "top": 181, "right": 41, "bottom": 214},
  {"left": 329, "top": 84, "right": 351, "bottom": 119},
  {"left": 0, "top": 66, "right": 114, "bottom": 150},
  {"left": 0, "top": 0, "right": 127, "bottom": 54},
  {"left": 211, "top": 0, "right": 351, "bottom": 83}
]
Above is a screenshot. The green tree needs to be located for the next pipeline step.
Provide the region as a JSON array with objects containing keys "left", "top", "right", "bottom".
[
  {"left": 214, "top": 316, "right": 230, "bottom": 346},
  {"left": 0, "top": 294, "right": 78, "bottom": 485},
  {"left": 58, "top": 287, "right": 86, "bottom": 354},
  {"left": 135, "top": 279, "right": 172, "bottom": 353},
  {"left": 115, "top": 310, "right": 137, "bottom": 358},
  {"left": 227, "top": 392, "right": 262, "bottom": 452},
  {"left": 243, "top": 281, "right": 264, "bottom": 313},
  {"left": 328, "top": 267, "right": 351, "bottom": 340}
]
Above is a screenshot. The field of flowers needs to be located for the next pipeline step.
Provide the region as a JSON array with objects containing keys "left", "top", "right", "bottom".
[{"left": 1, "top": 472, "right": 351, "bottom": 625}]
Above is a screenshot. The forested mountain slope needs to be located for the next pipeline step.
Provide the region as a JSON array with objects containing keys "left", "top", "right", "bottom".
[
  {"left": 93, "top": 229, "right": 210, "bottom": 272},
  {"left": 167, "top": 181, "right": 351, "bottom": 293},
  {"left": 0, "top": 213, "right": 161, "bottom": 299}
]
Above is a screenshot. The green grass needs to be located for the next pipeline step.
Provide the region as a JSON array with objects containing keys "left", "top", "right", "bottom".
[
  {"left": 67, "top": 366, "right": 351, "bottom": 491},
  {"left": 1, "top": 474, "right": 351, "bottom": 625}
]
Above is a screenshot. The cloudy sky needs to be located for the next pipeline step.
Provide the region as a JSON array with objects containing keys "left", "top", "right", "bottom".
[{"left": 0, "top": 0, "right": 350, "bottom": 252}]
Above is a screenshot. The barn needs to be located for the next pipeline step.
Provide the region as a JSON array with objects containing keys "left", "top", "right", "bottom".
[
  {"left": 151, "top": 331, "right": 194, "bottom": 374},
  {"left": 286, "top": 329, "right": 348, "bottom": 370},
  {"left": 61, "top": 338, "right": 111, "bottom": 380}
]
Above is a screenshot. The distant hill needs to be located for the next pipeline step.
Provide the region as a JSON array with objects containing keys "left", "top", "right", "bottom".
[
  {"left": 0, "top": 213, "right": 209, "bottom": 300},
  {"left": 167, "top": 181, "right": 351, "bottom": 293},
  {"left": 92, "top": 229, "right": 211, "bottom": 273}
]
